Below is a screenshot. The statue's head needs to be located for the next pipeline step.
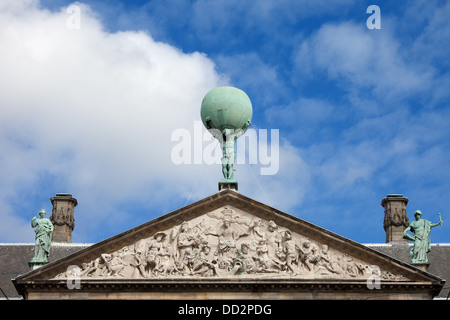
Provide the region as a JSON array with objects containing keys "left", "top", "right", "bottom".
[
  {"left": 181, "top": 221, "right": 189, "bottom": 232},
  {"left": 223, "top": 218, "right": 231, "bottom": 227},
  {"left": 154, "top": 232, "right": 166, "bottom": 241},
  {"left": 282, "top": 230, "right": 292, "bottom": 240},
  {"left": 268, "top": 220, "right": 277, "bottom": 231},
  {"left": 39, "top": 209, "right": 46, "bottom": 217},
  {"left": 414, "top": 210, "right": 422, "bottom": 220}
]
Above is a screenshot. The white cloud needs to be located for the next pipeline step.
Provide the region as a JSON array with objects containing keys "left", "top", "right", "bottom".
[
  {"left": 0, "top": 1, "right": 228, "bottom": 241},
  {"left": 236, "top": 138, "right": 310, "bottom": 212},
  {"left": 0, "top": 1, "right": 312, "bottom": 242}
]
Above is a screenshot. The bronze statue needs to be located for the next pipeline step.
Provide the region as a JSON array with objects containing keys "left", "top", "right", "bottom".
[
  {"left": 200, "top": 86, "right": 253, "bottom": 186},
  {"left": 30, "top": 209, "right": 54, "bottom": 263},
  {"left": 403, "top": 210, "right": 443, "bottom": 264}
]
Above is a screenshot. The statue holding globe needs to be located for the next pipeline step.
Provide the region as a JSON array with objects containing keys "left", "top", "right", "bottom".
[
  {"left": 201, "top": 86, "right": 253, "bottom": 189},
  {"left": 219, "top": 124, "right": 251, "bottom": 181}
]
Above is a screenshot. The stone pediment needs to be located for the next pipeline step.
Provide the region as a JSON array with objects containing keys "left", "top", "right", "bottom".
[
  {"left": 52, "top": 206, "right": 403, "bottom": 281},
  {"left": 14, "top": 190, "right": 444, "bottom": 299}
]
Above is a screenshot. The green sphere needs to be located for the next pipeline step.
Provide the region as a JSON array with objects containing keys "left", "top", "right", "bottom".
[{"left": 200, "top": 86, "right": 253, "bottom": 132}]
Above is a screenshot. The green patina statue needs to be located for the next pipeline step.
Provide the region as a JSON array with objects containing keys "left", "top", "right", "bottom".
[
  {"left": 403, "top": 210, "right": 443, "bottom": 264},
  {"left": 219, "top": 125, "right": 251, "bottom": 181},
  {"left": 30, "top": 209, "right": 54, "bottom": 264},
  {"left": 201, "top": 86, "right": 253, "bottom": 184}
]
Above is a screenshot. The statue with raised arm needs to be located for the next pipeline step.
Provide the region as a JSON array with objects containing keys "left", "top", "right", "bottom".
[
  {"left": 30, "top": 209, "right": 54, "bottom": 263},
  {"left": 403, "top": 210, "right": 443, "bottom": 264}
]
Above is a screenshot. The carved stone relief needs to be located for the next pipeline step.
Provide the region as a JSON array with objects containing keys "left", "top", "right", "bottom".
[
  {"left": 50, "top": 207, "right": 75, "bottom": 228},
  {"left": 383, "top": 206, "right": 409, "bottom": 230},
  {"left": 53, "top": 206, "right": 406, "bottom": 281}
]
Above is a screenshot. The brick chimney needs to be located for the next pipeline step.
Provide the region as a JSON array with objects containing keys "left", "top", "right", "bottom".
[
  {"left": 50, "top": 193, "right": 78, "bottom": 243},
  {"left": 381, "top": 194, "right": 409, "bottom": 243}
]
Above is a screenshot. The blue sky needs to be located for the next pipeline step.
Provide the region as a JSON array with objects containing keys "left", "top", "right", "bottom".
[{"left": 0, "top": 0, "right": 449, "bottom": 245}]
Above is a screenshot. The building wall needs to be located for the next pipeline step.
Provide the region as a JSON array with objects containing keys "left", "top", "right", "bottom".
[{"left": 25, "top": 290, "right": 434, "bottom": 300}]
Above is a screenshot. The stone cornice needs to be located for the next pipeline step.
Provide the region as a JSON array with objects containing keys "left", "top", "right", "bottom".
[{"left": 13, "top": 278, "right": 444, "bottom": 299}]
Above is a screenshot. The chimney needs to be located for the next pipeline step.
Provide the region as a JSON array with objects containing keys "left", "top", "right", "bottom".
[
  {"left": 381, "top": 194, "right": 409, "bottom": 243},
  {"left": 50, "top": 193, "right": 78, "bottom": 243}
]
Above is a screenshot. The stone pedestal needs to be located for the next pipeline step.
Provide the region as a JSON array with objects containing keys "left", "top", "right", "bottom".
[
  {"left": 412, "top": 263, "right": 429, "bottom": 272},
  {"left": 219, "top": 181, "right": 238, "bottom": 191},
  {"left": 28, "top": 261, "right": 47, "bottom": 270}
]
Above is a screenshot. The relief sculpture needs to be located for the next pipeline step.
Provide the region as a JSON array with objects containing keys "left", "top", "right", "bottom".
[{"left": 54, "top": 207, "right": 405, "bottom": 281}]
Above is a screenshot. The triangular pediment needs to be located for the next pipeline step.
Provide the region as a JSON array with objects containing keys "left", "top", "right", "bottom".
[{"left": 14, "top": 190, "right": 444, "bottom": 299}]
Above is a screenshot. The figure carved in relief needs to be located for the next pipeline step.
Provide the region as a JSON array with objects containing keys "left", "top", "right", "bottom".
[
  {"left": 206, "top": 211, "right": 250, "bottom": 271},
  {"left": 143, "top": 232, "right": 176, "bottom": 276},
  {"left": 146, "top": 232, "right": 166, "bottom": 274},
  {"left": 315, "top": 245, "right": 340, "bottom": 275},
  {"left": 53, "top": 208, "right": 407, "bottom": 282},
  {"left": 134, "top": 239, "right": 148, "bottom": 277},
  {"left": 207, "top": 219, "right": 233, "bottom": 254},
  {"left": 265, "top": 220, "right": 282, "bottom": 260},
  {"left": 174, "top": 222, "right": 199, "bottom": 272},
  {"left": 190, "top": 245, "right": 218, "bottom": 277},
  {"left": 281, "top": 230, "right": 298, "bottom": 275},
  {"left": 155, "top": 241, "right": 176, "bottom": 276},
  {"left": 101, "top": 252, "right": 124, "bottom": 277},
  {"left": 248, "top": 218, "right": 265, "bottom": 243},
  {"left": 117, "top": 246, "right": 139, "bottom": 278},
  {"left": 78, "top": 261, "right": 97, "bottom": 278},
  {"left": 254, "top": 239, "right": 280, "bottom": 273},
  {"left": 298, "top": 239, "right": 318, "bottom": 273},
  {"left": 337, "top": 254, "right": 366, "bottom": 277},
  {"left": 233, "top": 242, "right": 257, "bottom": 275}
]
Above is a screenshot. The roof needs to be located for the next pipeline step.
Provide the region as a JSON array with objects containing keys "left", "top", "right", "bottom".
[
  {"left": 0, "top": 243, "right": 91, "bottom": 299},
  {"left": 366, "top": 243, "right": 450, "bottom": 299},
  {"left": 2, "top": 190, "right": 448, "bottom": 299}
]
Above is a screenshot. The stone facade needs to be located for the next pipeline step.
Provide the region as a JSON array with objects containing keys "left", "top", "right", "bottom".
[
  {"left": 22, "top": 285, "right": 437, "bottom": 300},
  {"left": 52, "top": 206, "right": 405, "bottom": 282},
  {"left": 12, "top": 190, "right": 445, "bottom": 300}
]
